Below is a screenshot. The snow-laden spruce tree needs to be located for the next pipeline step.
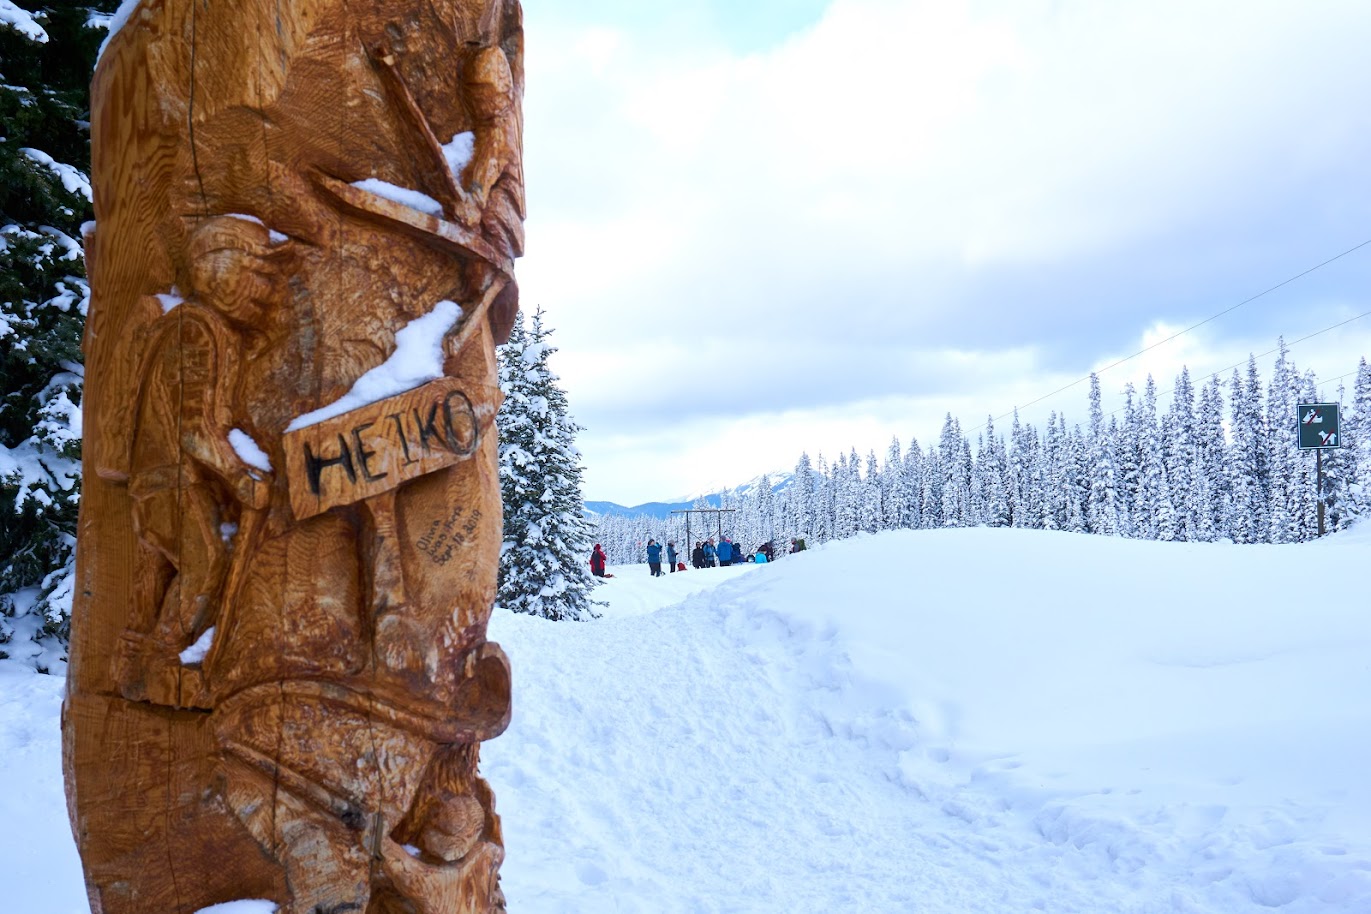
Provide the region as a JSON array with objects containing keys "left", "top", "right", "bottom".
[
  {"left": 1, "top": 3, "right": 117, "bottom": 668},
  {"left": 1350, "top": 358, "right": 1371, "bottom": 517},
  {"left": 496, "top": 308, "right": 598, "bottom": 621},
  {"left": 1086, "top": 374, "right": 1119, "bottom": 535}
]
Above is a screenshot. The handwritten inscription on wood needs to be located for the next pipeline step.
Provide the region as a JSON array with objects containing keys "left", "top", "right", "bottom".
[{"left": 283, "top": 378, "right": 485, "bottom": 520}]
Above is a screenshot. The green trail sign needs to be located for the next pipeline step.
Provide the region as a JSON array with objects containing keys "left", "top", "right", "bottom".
[
  {"left": 1296, "top": 402, "right": 1341, "bottom": 537},
  {"left": 1296, "top": 403, "right": 1341, "bottom": 450}
]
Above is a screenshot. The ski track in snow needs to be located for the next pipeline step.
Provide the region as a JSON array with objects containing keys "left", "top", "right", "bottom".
[{"left": 4, "top": 527, "right": 1371, "bottom": 912}]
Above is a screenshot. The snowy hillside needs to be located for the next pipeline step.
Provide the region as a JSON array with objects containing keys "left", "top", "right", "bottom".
[{"left": 4, "top": 526, "right": 1371, "bottom": 912}]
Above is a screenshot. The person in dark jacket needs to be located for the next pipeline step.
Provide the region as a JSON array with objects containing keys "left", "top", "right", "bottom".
[
  {"left": 646, "top": 539, "right": 664, "bottom": 576},
  {"left": 691, "top": 542, "right": 704, "bottom": 569},
  {"left": 590, "top": 544, "right": 607, "bottom": 577},
  {"left": 717, "top": 537, "right": 734, "bottom": 567},
  {"left": 702, "top": 538, "right": 717, "bottom": 567},
  {"left": 666, "top": 541, "right": 678, "bottom": 572}
]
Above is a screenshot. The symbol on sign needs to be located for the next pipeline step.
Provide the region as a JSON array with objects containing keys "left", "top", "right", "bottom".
[
  {"left": 1302, "top": 408, "right": 1323, "bottom": 425},
  {"left": 1320, "top": 431, "right": 1337, "bottom": 446}
]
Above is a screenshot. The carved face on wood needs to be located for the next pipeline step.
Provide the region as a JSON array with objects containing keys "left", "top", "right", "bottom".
[
  {"left": 187, "top": 217, "right": 293, "bottom": 329},
  {"left": 465, "top": 46, "right": 515, "bottom": 121}
]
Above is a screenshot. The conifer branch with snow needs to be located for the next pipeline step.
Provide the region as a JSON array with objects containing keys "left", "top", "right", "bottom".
[{"left": 496, "top": 308, "right": 598, "bottom": 621}]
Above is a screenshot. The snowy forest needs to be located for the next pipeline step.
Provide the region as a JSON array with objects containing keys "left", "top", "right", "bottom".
[
  {"left": 593, "top": 349, "right": 1371, "bottom": 564},
  {"left": 0, "top": 4, "right": 119, "bottom": 669}
]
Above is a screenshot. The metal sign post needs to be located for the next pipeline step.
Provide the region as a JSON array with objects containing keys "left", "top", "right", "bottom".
[
  {"left": 670, "top": 508, "right": 737, "bottom": 565},
  {"left": 1296, "top": 403, "right": 1341, "bottom": 537}
]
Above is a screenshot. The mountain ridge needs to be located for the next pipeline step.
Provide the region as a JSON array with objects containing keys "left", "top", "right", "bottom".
[{"left": 585, "top": 471, "right": 794, "bottom": 519}]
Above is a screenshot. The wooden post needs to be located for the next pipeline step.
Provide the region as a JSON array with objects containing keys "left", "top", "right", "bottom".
[{"left": 65, "top": 4, "right": 525, "bottom": 912}]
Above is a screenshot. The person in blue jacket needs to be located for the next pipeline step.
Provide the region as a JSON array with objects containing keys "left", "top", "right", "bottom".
[
  {"left": 646, "top": 538, "right": 664, "bottom": 576},
  {"left": 666, "top": 541, "right": 679, "bottom": 572},
  {"left": 717, "top": 537, "right": 734, "bottom": 567},
  {"left": 753, "top": 549, "right": 768, "bottom": 564},
  {"left": 702, "top": 538, "right": 717, "bottom": 568}
]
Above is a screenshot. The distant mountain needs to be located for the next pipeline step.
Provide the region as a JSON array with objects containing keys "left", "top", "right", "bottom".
[
  {"left": 583, "top": 496, "right": 722, "bottom": 521},
  {"left": 585, "top": 471, "right": 793, "bottom": 520}
]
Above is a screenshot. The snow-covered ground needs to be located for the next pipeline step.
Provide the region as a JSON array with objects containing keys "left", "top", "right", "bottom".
[{"left": 4, "top": 526, "right": 1370, "bottom": 912}]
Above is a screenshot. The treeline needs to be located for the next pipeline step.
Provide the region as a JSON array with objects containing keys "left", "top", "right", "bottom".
[{"left": 593, "top": 346, "right": 1371, "bottom": 563}]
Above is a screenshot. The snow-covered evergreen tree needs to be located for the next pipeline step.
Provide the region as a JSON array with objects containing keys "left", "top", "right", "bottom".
[
  {"left": 1167, "top": 367, "right": 1196, "bottom": 541},
  {"left": 921, "top": 442, "right": 943, "bottom": 529},
  {"left": 860, "top": 449, "right": 882, "bottom": 533},
  {"left": 1228, "top": 361, "right": 1267, "bottom": 543},
  {"left": 1349, "top": 358, "right": 1371, "bottom": 517},
  {"left": 881, "top": 437, "right": 904, "bottom": 530},
  {"left": 792, "top": 451, "right": 816, "bottom": 542},
  {"left": 1133, "top": 378, "right": 1165, "bottom": 540},
  {"left": 1058, "top": 419, "right": 1080, "bottom": 531},
  {"left": 755, "top": 473, "right": 776, "bottom": 548},
  {"left": 496, "top": 309, "right": 597, "bottom": 621},
  {"left": 1193, "top": 374, "right": 1228, "bottom": 541},
  {"left": 901, "top": 438, "right": 925, "bottom": 530},
  {"left": 1007, "top": 410, "right": 1032, "bottom": 528},
  {"left": 981, "top": 417, "right": 1009, "bottom": 528},
  {"left": 1086, "top": 374, "right": 1119, "bottom": 535},
  {"left": 1116, "top": 383, "right": 1140, "bottom": 537},
  {"left": 1266, "top": 340, "right": 1302, "bottom": 544},
  {"left": 813, "top": 453, "right": 833, "bottom": 544},
  {"left": 1, "top": 3, "right": 118, "bottom": 666},
  {"left": 1041, "top": 412, "right": 1065, "bottom": 531},
  {"left": 938, "top": 414, "right": 967, "bottom": 527}
]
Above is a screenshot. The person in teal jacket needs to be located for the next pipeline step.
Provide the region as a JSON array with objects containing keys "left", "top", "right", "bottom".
[
  {"left": 702, "top": 539, "right": 717, "bottom": 567},
  {"left": 754, "top": 549, "right": 768, "bottom": 564},
  {"left": 646, "top": 539, "right": 664, "bottom": 576},
  {"left": 666, "top": 541, "right": 679, "bottom": 572}
]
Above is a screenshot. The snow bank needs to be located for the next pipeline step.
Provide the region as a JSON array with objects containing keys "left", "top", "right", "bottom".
[
  {"left": 484, "top": 525, "right": 1371, "bottom": 912},
  {"left": 589, "top": 561, "right": 757, "bottom": 618}
]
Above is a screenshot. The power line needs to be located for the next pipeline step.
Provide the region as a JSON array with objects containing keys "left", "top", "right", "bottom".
[
  {"left": 1100, "top": 309, "right": 1371, "bottom": 419},
  {"left": 1316, "top": 365, "right": 1367, "bottom": 395},
  {"left": 967, "top": 236, "right": 1371, "bottom": 435}
]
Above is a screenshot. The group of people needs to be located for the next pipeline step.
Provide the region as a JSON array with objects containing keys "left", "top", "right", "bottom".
[
  {"left": 638, "top": 537, "right": 776, "bottom": 575},
  {"left": 590, "top": 537, "right": 806, "bottom": 579},
  {"left": 688, "top": 537, "right": 765, "bottom": 568}
]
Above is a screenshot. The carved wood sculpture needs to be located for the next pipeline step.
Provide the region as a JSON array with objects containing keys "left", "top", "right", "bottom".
[{"left": 64, "top": 2, "right": 524, "bottom": 912}]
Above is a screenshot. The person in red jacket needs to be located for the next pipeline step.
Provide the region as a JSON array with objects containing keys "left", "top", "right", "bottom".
[{"left": 590, "top": 544, "right": 607, "bottom": 577}]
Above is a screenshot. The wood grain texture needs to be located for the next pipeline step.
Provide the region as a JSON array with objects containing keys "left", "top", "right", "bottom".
[{"left": 65, "top": 2, "right": 523, "bottom": 911}]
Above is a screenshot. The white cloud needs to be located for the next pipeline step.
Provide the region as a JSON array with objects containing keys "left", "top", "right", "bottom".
[{"left": 518, "top": 0, "right": 1371, "bottom": 503}]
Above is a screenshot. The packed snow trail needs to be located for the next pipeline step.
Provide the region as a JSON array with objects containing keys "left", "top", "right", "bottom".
[
  {"left": 485, "top": 528, "right": 1371, "bottom": 912},
  {"left": 3, "top": 527, "right": 1371, "bottom": 911}
]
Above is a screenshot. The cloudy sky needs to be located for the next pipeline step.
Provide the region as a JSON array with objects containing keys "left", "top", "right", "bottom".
[{"left": 515, "top": 0, "right": 1371, "bottom": 505}]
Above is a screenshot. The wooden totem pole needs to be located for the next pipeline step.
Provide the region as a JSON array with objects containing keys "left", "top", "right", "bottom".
[{"left": 64, "top": 2, "right": 523, "bottom": 912}]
